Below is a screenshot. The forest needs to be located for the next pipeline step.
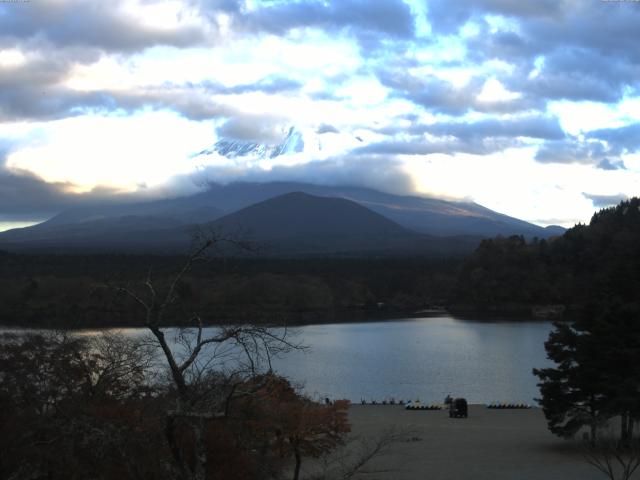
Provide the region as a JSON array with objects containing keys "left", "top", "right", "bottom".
[{"left": 1, "top": 198, "right": 640, "bottom": 328}]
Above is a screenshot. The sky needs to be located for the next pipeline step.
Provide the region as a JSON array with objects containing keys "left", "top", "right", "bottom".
[{"left": 1, "top": 0, "right": 639, "bottom": 231}]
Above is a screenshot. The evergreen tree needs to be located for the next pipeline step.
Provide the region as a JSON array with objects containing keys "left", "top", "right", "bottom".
[{"left": 534, "top": 302, "right": 640, "bottom": 443}]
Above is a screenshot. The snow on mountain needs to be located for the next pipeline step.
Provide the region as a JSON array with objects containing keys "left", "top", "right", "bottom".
[{"left": 198, "top": 126, "right": 307, "bottom": 160}]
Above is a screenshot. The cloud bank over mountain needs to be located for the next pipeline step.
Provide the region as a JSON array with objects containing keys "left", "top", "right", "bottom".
[{"left": 1, "top": 0, "right": 639, "bottom": 228}]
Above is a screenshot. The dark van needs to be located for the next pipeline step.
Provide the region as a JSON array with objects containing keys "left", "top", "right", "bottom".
[{"left": 449, "top": 397, "right": 468, "bottom": 418}]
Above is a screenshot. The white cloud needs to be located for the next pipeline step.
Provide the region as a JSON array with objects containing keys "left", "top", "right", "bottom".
[
  {"left": 408, "top": 148, "right": 640, "bottom": 226},
  {"left": 476, "top": 78, "right": 521, "bottom": 103},
  {"left": 6, "top": 111, "right": 214, "bottom": 192}
]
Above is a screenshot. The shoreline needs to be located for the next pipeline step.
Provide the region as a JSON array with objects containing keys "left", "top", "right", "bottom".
[{"left": 0, "top": 311, "right": 556, "bottom": 332}]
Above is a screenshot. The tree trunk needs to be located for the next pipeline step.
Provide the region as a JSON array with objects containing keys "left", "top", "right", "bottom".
[
  {"left": 292, "top": 443, "right": 302, "bottom": 480},
  {"left": 590, "top": 420, "right": 598, "bottom": 445},
  {"left": 621, "top": 411, "right": 630, "bottom": 444},
  {"left": 165, "top": 415, "right": 188, "bottom": 480},
  {"left": 193, "top": 419, "right": 208, "bottom": 480}
]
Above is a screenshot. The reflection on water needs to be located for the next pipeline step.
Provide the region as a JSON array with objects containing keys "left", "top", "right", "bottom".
[
  {"left": 269, "top": 316, "right": 553, "bottom": 404},
  {"left": 1, "top": 316, "right": 554, "bottom": 404}
]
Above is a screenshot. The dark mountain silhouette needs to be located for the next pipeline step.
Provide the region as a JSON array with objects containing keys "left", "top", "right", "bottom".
[
  {"left": 207, "top": 192, "right": 481, "bottom": 256},
  {"left": 0, "top": 182, "right": 563, "bottom": 255},
  {"left": 208, "top": 192, "right": 414, "bottom": 254},
  {"left": 0, "top": 192, "right": 480, "bottom": 256},
  {"left": 16, "top": 182, "right": 561, "bottom": 235},
  {"left": 211, "top": 192, "right": 410, "bottom": 239}
]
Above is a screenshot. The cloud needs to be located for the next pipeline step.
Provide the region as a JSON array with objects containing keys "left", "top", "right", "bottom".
[
  {"left": 361, "top": 116, "right": 565, "bottom": 157},
  {"left": 0, "top": 141, "right": 134, "bottom": 219},
  {"left": 596, "top": 158, "right": 626, "bottom": 171},
  {"left": 535, "top": 138, "right": 607, "bottom": 166},
  {"left": 536, "top": 123, "right": 640, "bottom": 168},
  {"left": 317, "top": 124, "right": 340, "bottom": 134},
  {"left": 191, "top": 153, "right": 415, "bottom": 197},
  {"left": 1, "top": 0, "right": 638, "bottom": 228},
  {"left": 582, "top": 193, "right": 628, "bottom": 208},
  {"left": 0, "top": 0, "right": 207, "bottom": 53},
  {"left": 426, "top": 0, "right": 566, "bottom": 34},
  {"left": 378, "top": 71, "right": 542, "bottom": 116},
  {"left": 0, "top": 55, "right": 101, "bottom": 121},
  {"left": 419, "top": 116, "right": 566, "bottom": 141},
  {"left": 586, "top": 124, "right": 640, "bottom": 154},
  {"left": 224, "top": 75, "right": 303, "bottom": 95},
  {"left": 216, "top": 114, "right": 290, "bottom": 143},
  {"left": 220, "top": 0, "right": 416, "bottom": 41},
  {"left": 355, "top": 137, "right": 518, "bottom": 157}
]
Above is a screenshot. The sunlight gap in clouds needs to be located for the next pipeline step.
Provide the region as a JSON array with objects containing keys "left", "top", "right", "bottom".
[
  {"left": 548, "top": 101, "right": 628, "bottom": 136},
  {"left": 476, "top": 78, "right": 521, "bottom": 103},
  {"left": 6, "top": 111, "right": 214, "bottom": 193},
  {"left": 408, "top": 149, "right": 640, "bottom": 227},
  {"left": 0, "top": 49, "right": 27, "bottom": 68}
]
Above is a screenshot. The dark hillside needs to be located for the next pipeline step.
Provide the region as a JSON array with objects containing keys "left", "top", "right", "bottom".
[{"left": 453, "top": 198, "right": 640, "bottom": 315}]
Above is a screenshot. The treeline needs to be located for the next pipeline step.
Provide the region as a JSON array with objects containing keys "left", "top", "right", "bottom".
[
  {"left": 453, "top": 198, "right": 640, "bottom": 316},
  {"left": 3, "top": 198, "right": 638, "bottom": 328},
  {"left": 0, "top": 253, "right": 459, "bottom": 328}
]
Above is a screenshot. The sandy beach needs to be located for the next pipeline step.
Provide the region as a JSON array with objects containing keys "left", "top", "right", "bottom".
[{"left": 324, "top": 405, "right": 613, "bottom": 480}]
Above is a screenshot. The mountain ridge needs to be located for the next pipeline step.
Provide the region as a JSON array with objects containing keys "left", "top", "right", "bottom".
[{"left": 0, "top": 182, "right": 565, "bottom": 255}]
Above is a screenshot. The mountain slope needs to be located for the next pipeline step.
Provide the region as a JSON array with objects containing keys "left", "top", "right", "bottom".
[
  {"left": 193, "top": 182, "right": 562, "bottom": 238},
  {"left": 208, "top": 192, "right": 478, "bottom": 255},
  {"left": 0, "top": 192, "right": 480, "bottom": 256},
  {"left": 210, "top": 191, "right": 410, "bottom": 245},
  {"left": 4, "top": 182, "right": 558, "bottom": 239},
  {"left": 0, "top": 182, "right": 563, "bottom": 254}
]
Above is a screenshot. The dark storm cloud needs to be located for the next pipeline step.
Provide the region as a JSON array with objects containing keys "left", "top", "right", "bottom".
[
  {"left": 582, "top": 193, "right": 628, "bottom": 208},
  {"left": 0, "top": 0, "right": 206, "bottom": 53}
]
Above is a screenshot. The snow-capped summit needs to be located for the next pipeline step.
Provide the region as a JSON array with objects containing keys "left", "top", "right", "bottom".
[{"left": 200, "top": 127, "right": 306, "bottom": 160}]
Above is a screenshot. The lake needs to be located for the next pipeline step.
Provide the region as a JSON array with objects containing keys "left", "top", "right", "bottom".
[
  {"left": 2, "top": 315, "right": 555, "bottom": 404},
  {"left": 271, "top": 316, "right": 554, "bottom": 404}
]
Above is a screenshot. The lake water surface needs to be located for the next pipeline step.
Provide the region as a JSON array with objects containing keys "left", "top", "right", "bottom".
[
  {"left": 3, "top": 315, "right": 554, "bottom": 404},
  {"left": 271, "top": 316, "right": 554, "bottom": 404}
]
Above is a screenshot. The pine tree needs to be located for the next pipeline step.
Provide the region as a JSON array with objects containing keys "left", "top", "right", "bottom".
[{"left": 534, "top": 302, "right": 640, "bottom": 443}]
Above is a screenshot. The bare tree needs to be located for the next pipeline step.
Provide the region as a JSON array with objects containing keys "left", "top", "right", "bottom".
[
  {"left": 113, "top": 234, "right": 301, "bottom": 480},
  {"left": 307, "top": 427, "right": 414, "bottom": 480},
  {"left": 583, "top": 436, "right": 640, "bottom": 480}
]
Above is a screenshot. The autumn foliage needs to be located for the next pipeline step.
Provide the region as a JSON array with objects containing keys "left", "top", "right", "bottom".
[{"left": 0, "top": 333, "right": 351, "bottom": 480}]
